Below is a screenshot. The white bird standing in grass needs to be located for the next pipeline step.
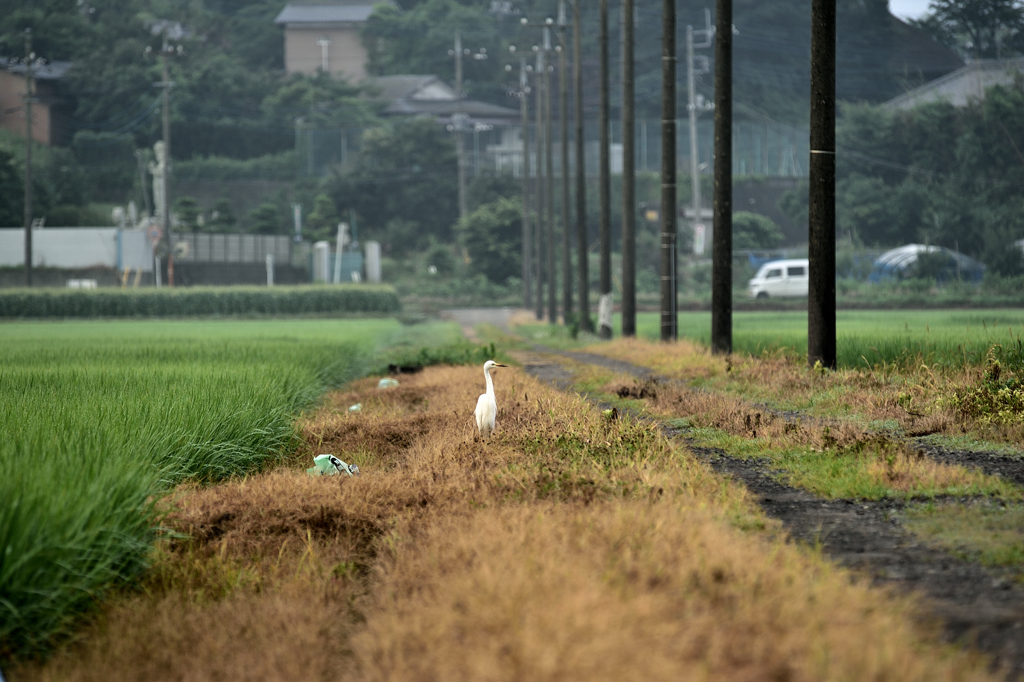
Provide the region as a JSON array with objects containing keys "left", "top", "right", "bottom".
[{"left": 475, "top": 360, "right": 508, "bottom": 438}]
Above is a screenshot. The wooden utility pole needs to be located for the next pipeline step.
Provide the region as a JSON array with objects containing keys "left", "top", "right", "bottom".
[
  {"left": 660, "top": 0, "right": 677, "bottom": 341},
  {"left": 711, "top": 0, "right": 733, "bottom": 355},
  {"left": 23, "top": 28, "right": 33, "bottom": 288},
  {"left": 518, "top": 54, "right": 532, "bottom": 308},
  {"left": 454, "top": 32, "right": 468, "bottom": 221},
  {"left": 621, "top": 0, "right": 636, "bottom": 336},
  {"left": 535, "top": 46, "right": 546, "bottom": 320},
  {"left": 158, "top": 44, "right": 176, "bottom": 287},
  {"left": 572, "top": 0, "right": 592, "bottom": 333},
  {"left": 808, "top": 0, "right": 836, "bottom": 369},
  {"left": 558, "top": 1, "right": 573, "bottom": 323},
  {"left": 598, "top": 0, "right": 612, "bottom": 339},
  {"left": 544, "top": 26, "right": 557, "bottom": 324}
]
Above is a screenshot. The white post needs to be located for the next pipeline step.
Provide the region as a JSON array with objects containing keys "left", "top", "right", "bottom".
[
  {"left": 333, "top": 222, "right": 347, "bottom": 284},
  {"left": 365, "top": 240, "right": 381, "bottom": 283},
  {"left": 266, "top": 253, "right": 274, "bottom": 286},
  {"left": 313, "top": 241, "right": 330, "bottom": 282}
]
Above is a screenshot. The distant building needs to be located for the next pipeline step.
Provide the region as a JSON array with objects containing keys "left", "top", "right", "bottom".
[
  {"left": 0, "top": 59, "right": 73, "bottom": 146},
  {"left": 884, "top": 58, "right": 1024, "bottom": 110},
  {"left": 275, "top": 1, "right": 396, "bottom": 81}
]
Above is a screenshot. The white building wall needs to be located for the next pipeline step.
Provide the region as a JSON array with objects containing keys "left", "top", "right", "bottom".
[{"left": 0, "top": 228, "right": 152, "bottom": 271}]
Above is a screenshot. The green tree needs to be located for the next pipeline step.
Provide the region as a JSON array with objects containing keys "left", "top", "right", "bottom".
[
  {"left": 732, "top": 212, "right": 785, "bottom": 250},
  {"left": 173, "top": 196, "right": 201, "bottom": 232},
  {"left": 207, "top": 198, "right": 237, "bottom": 232},
  {"left": 325, "top": 117, "right": 458, "bottom": 256},
  {"left": 454, "top": 197, "right": 522, "bottom": 284},
  {"left": 305, "top": 192, "right": 339, "bottom": 243},
  {"left": 0, "top": 150, "right": 21, "bottom": 227},
  {"left": 248, "top": 202, "right": 282, "bottom": 235},
  {"left": 912, "top": 0, "right": 1024, "bottom": 60}
]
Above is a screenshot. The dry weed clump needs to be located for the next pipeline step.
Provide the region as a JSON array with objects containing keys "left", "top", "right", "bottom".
[
  {"left": 352, "top": 502, "right": 990, "bottom": 682},
  {"left": 15, "top": 364, "right": 1000, "bottom": 682}
]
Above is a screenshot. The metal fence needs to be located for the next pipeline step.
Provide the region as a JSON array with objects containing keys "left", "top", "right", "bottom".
[{"left": 175, "top": 233, "right": 293, "bottom": 265}]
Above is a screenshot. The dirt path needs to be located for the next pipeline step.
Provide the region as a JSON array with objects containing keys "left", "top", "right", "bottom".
[{"left": 445, "top": 307, "right": 1024, "bottom": 677}]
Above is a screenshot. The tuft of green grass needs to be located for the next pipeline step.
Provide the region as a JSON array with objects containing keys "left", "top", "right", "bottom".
[{"left": 903, "top": 502, "right": 1024, "bottom": 579}]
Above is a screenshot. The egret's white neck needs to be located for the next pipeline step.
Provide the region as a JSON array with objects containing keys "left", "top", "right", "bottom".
[{"left": 484, "top": 366, "right": 496, "bottom": 397}]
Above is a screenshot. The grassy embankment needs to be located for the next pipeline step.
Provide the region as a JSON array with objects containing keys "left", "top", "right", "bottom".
[
  {"left": 0, "top": 318, "right": 465, "bottom": 657},
  {"left": 12, "top": 362, "right": 997, "bottom": 681},
  {"left": 511, "top": 310, "right": 1024, "bottom": 581}
]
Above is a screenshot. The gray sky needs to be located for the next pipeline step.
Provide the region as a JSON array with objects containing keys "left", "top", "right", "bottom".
[{"left": 889, "top": 0, "right": 932, "bottom": 20}]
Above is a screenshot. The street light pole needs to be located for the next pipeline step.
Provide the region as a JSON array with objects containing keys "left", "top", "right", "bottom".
[
  {"left": 660, "top": 0, "right": 678, "bottom": 341},
  {"left": 534, "top": 44, "right": 545, "bottom": 320}
]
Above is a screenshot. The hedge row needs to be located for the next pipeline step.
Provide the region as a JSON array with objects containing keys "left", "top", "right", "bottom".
[{"left": 0, "top": 285, "right": 400, "bottom": 318}]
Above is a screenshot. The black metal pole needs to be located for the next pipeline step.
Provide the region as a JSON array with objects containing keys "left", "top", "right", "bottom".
[
  {"left": 622, "top": 0, "right": 636, "bottom": 336},
  {"left": 598, "top": 0, "right": 612, "bottom": 339},
  {"left": 711, "top": 0, "right": 733, "bottom": 354},
  {"left": 808, "top": 0, "right": 836, "bottom": 369},
  {"left": 660, "top": 0, "right": 677, "bottom": 341},
  {"left": 573, "top": 1, "right": 592, "bottom": 333}
]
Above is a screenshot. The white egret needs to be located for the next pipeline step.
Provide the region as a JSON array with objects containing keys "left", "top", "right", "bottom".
[{"left": 474, "top": 360, "right": 508, "bottom": 438}]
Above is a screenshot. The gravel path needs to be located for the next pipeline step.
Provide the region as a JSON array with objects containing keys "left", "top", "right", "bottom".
[{"left": 444, "top": 307, "right": 1024, "bottom": 676}]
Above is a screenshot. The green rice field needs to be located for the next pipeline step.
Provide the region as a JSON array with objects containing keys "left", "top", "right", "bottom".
[
  {"left": 0, "top": 318, "right": 462, "bottom": 655},
  {"left": 523, "top": 309, "right": 1024, "bottom": 369}
]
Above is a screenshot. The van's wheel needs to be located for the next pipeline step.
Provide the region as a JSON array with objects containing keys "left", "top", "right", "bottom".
[{"left": 756, "top": 292, "right": 769, "bottom": 300}]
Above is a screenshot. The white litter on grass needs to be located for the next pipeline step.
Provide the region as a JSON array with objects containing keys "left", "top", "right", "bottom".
[
  {"left": 307, "top": 454, "right": 360, "bottom": 477},
  {"left": 349, "top": 403, "right": 362, "bottom": 412},
  {"left": 377, "top": 378, "right": 399, "bottom": 389}
]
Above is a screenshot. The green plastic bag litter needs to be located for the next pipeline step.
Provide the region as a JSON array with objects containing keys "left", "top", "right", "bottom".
[{"left": 307, "top": 454, "right": 360, "bottom": 477}]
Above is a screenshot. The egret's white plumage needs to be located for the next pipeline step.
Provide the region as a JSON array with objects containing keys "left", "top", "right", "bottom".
[{"left": 474, "top": 360, "right": 507, "bottom": 438}]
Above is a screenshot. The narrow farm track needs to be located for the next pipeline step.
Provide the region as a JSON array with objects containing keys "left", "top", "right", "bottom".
[{"left": 447, "top": 308, "right": 1024, "bottom": 677}]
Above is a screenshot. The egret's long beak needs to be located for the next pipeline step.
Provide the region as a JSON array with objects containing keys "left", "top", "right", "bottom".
[{"left": 495, "top": 363, "right": 508, "bottom": 368}]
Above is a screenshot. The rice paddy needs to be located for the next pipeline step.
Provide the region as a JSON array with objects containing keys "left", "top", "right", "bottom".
[{"left": 0, "top": 318, "right": 462, "bottom": 655}]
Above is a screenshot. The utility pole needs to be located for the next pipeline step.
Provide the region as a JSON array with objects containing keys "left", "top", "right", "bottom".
[
  {"left": 572, "top": 0, "right": 592, "bottom": 333},
  {"left": 558, "top": 1, "right": 573, "bottom": 323},
  {"left": 808, "top": 0, "right": 836, "bottom": 369},
  {"left": 686, "top": 12, "right": 713, "bottom": 256},
  {"left": 544, "top": 24, "right": 557, "bottom": 324},
  {"left": 23, "top": 29, "right": 34, "bottom": 288},
  {"left": 453, "top": 32, "right": 468, "bottom": 220},
  {"left": 660, "top": 0, "right": 677, "bottom": 341},
  {"left": 513, "top": 49, "right": 532, "bottom": 309},
  {"left": 535, "top": 44, "right": 546, "bottom": 320},
  {"left": 711, "top": 0, "right": 734, "bottom": 355},
  {"left": 598, "top": 0, "right": 612, "bottom": 339},
  {"left": 157, "top": 42, "right": 178, "bottom": 287},
  {"left": 621, "top": 0, "right": 636, "bottom": 337}
]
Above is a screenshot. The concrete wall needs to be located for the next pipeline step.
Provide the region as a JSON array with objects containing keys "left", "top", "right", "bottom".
[
  {"left": 284, "top": 26, "right": 367, "bottom": 81},
  {"left": 0, "top": 228, "right": 152, "bottom": 270}
]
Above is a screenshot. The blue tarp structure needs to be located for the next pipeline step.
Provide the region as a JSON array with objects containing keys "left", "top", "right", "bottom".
[{"left": 869, "top": 244, "right": 985, "bottom": 283}]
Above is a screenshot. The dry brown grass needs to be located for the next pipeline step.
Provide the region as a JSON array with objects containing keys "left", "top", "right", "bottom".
[
  {"left": 13, "top": 363, "right": 998, "bottom": 682},
  {"left": 588, "top": 337, "right": 967, "bottom": 436}
]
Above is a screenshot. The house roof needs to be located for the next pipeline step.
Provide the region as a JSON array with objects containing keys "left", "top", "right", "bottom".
[
  {"left": 366, "top": 75, "right": 457, "bottom": 102},
  {"left": 365, "top": 74, "right": 518, "bottom": 125},
  {"left": 0, "top": 58, "right": 73, "bottom": 81},
  {"left": 275, "top": 1, "right": 393, "bottom": 25},
  {"left": 883, "top": 58, "right": 1024, "bottom": 110}
]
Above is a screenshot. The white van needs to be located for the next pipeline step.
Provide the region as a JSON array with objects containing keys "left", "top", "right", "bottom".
[{"left": 748, "top": 259, "right": 809, "bottom": 299}]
